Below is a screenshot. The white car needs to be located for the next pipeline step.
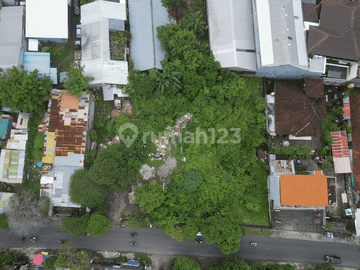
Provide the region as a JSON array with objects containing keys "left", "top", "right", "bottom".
[{"left": 76, "top": 24, "right": 82, "bottom": 39}]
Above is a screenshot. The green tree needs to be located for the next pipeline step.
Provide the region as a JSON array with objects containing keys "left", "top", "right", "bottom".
[
  {"left": 84, "top": 149, "right": 97, "bottom": 166},
  {"left": 161, "top": 0, "right": 179, "bottom": 8},
  {"left": 69, "top": 169, "right": 108, "bottom": 207},
  {"left": 173, "top": 256, "right": 201, "bottom": 270},
  {"left": 183, "top": 171, "right": 203, "bottom": 192},
  {"left": 61, "top": 213, "right": 90, "bottom": 237},
  {"left": 0, "top": 66, "right": 52, "bottom": 113},
  {"left": 134, "top": 181, "right": 167, "bottom": 214},
  {"left": 89, "top": 143, "right": 141, "bottom": 191},
  {"left": 209, "top": 256, "right": 251, "bottom": 270},
  {"left": 0, "top": 249, "right": 19, "bottom": 270},
  {"left": 54, "top": 242, "right": 91, "bottom": 270},
  {"left": 181, "top": 13, "right": 206, "bottom": 37},
  {"left": 43, "top": 256, "right": 57, "bottom": 270},
  {"left": 86, "top": 213, "right": 111, "bottom": 237},
  {"left": 307, "top": 263, "right": 335, "bottom": 270},
  {"left": 63, "top": 67, "right": 93, "bottom": 97},
  {"left": 0, "top": 216, "right": 9, "bottom": 229},
  {"left": 156, "top": 63, "right": 181, "bottom": 95}
]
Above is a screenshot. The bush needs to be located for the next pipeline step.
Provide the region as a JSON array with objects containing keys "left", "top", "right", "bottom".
[
  {"left": 95, "top": 202, "right": 108, "bottom": 215},
  {"left": 86, "top": 213, "right": 111, "bottom": 237},
  {"left": 85, "top": 149, "right": 97, "bottom": 166},
  {"left": 114, "top": 256, "right": 128, "bottom": 264},
  {"left": 43, "top": 256, "right": 57, "bottom": 270},
  {"left": 33, "top": 132, "right": 44, "bottom": 161},
  {"left": 183, "top": 171, "right": 203, "bottom": 192},
  {"left": 89, "top": 129, "right": 98, "bottom": 142},
  {"left": 0, "top": 216, "right": 9, "bottom": 229},
  {"left": 326, "top": 221, "right": 334, "bottom": 229},
  {"left": 61, "top": 213, "right": 90, "bottom": 237},
  {"left": 161, "top": 0, "right": 179, "bottom": 8},
  {"left": 173, "top": 256, "right": 200, "bottom": 270}
]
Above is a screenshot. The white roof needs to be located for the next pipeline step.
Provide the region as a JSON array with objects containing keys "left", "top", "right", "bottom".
[
  {"left": 103, "top": 85, "right": 129, "bottom": 101},
  {"left": 356, "top": 208, "right": 360, "bottom": 237},
  {"left": 0, "top": 6, "right": 24, "bottom": 71},
  {"left": 28, "top": 39, "right": 39, "bottom": 51},
  {"left": 81, "top": 0, "right": 128, "bottom": 89},
  {"left": 207, "top": 0, "right": 257, "bottom": 72},
  {"left": 333, "top": 157, "right": 352, "bottom": 174},
  {"left": 6, "top": 129, "right": 28, "bottom": 151},
  {"left": 254, "top": 0, "right": 308, "bottom": 68},
  {"left": 25, "top": 0, "right": 68, "bottom": 39}
]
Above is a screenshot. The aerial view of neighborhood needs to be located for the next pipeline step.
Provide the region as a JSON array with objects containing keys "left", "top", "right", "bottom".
[{"left": 0, "top": 0, "right": 360, "bottom": 269}]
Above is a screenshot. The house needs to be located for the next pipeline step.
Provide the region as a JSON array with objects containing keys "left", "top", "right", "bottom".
[
  {"left": 129, "top": 0, "right": 171, "bottom": 71},
  {"left": 25, "top": 0, "right": 68, "bottom": 43},
  {"left": 0, "top": 6, "right": 25, "bottom": 73},
  {"left": 23, "top": 52, "right": 58, "bottom": 84},
  {"left": 266, "top": 79, "right": 326, "bottom": 137},
  {"left": 39, "top": 90, "right": 94, "bottom": 212},
  {"left": 81, "top": 0, "right": 129, "bottom": 101},
  {"left": 207, "top": 0, "right": 313, "bottom": 78},
  {"left": 268, "top": 155, "right": 328, "bottom": 209},
  {"left": 307, "top": 0, "right": 360, "bottom": 85}
]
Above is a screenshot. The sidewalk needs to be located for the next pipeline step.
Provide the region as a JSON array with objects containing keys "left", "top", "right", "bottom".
[{"left": 270, "top": 229, "right": 360, "bottom": 245}]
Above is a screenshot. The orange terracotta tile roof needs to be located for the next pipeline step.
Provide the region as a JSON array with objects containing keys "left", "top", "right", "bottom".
[{"left": 280, "top": 171, "right": 328, "bottom": 207}]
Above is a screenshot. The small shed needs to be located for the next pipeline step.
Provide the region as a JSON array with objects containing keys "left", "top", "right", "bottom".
[
  {"left": 23, "top": 52, "right": 51, "bottom": 77},
  {"left": 28, "top": 39, "right": 39, "bottom": 51}
]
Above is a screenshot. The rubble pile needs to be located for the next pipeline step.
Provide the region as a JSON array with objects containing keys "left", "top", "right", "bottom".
[
  {"left": 156, "top": 156, "right": 178, "bottom": 178},
  {"left": 128, "top": 181, "right": 142, "bottom": 204},
  {"left": 139, "top": 164, "right": 155, "bottom": 180},
  {"left": 151, "top": 113, "right": 193, "bottom": 160},
  {"left": 121, "top": 100, "right": 132, "bottom": 114}
]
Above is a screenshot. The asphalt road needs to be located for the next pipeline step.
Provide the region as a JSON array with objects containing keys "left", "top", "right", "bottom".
[{"left": 1, "top": 225, "right": 360, "bottom": 268}]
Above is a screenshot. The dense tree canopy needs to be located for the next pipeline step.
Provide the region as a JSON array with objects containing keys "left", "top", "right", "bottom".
[
  {"left": 89, "top": 143, "right": 142, "bottom": 191},
  {"left": 61, "top": 213, "right": 90, "bottom": 237},
  {"left": 0, "top": 66, "right": 52, "bottom": 113},
  {"left": 131, "top": 21, "right": 268, "bottom": 254},
  {"left": 172, "top": 256, "right": 201, "bottom": 270},
  {"left": 63, "top": 66, "right": 93, "bottom": 97},
  {"left": 86, "top": 213, "right": 111, "bottom": 237},
  {"left": 54, "top": 242, "right": 91, "bottom": 270},
  {"left": 69, "top": 169, "right": 108, "bottom": 207}
]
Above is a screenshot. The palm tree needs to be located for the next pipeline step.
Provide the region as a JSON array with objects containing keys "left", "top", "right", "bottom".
[
  {"left": 181, "top": 13, "right": 206, "bottom": 37},
  {"left": 156, "top": 64, "right": 181, "bottom": 95}
]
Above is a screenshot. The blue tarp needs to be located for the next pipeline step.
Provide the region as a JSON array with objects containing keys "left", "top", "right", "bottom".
[{"left": 126, "top": 260, "right": 140, "bottom": 266}]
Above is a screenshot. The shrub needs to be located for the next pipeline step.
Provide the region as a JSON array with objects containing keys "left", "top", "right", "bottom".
[
  {"left": 173, "top": 256, "right": 200, "bottom": 270},
  {"left": 114, "top": 256, "right": 128, "bottom": 264},
  {"left": 43, "top": 256, "right": 57, "bottom": 270},
  {"left": 85, "top": 149, "right": 97, "bottom": 166},
  {"left": 161, "top": 0, "right": 179, "bottom": 8},
  {"left": 183, "top": 171, "right": 203, "bottom": 192},
  {"left": 0, "top": 216, "right": 9, "bottom": 229},
  {"left": 86, "top": 213, "right": 111, "bottom": 237},
  {"left": 326, "top": 221, "right": 334, "bottom": 229},
  {"left": 95, "top": 202, "right": 108, "bottom": 215},
  {"left": 61, "top": 213, "right": 90, "bottom": 237},
  {"left": 89, "top": 129, "right": 98, "bottom": 142},
  {"left": 33, "top": 132, "right": 44, "bottom": 161}
]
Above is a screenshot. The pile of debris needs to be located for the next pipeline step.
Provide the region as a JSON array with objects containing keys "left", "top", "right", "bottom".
[
  {"left": 151, "top": 113, "right": 193, "bottom": 160},
  {"left": 121, "top": 100, "right": 132, "bottom": 114},
  {"left": 139, "top": 164, "right": 155, "bottom": 180},
  {"left": 157, "top": 156, "right": 177, "bottom": 178}
]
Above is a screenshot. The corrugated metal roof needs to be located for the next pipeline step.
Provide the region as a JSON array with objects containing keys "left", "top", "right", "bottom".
[
  {"left": 81, "top": 0, "right": 128, "bottom": 89},
  {"left": 207, "top": 0, "right": 257, "bottom": 72},
  {"left": 268, "top": 175, "right": 281, "bottom": 209},
  {"left": 129, "top": 0, "right": 171, "bottom": 71},
  {"left": 6, "top": 129, "right": 28, "bottom": 151},
  {"left": 50, "top": 68, "right": 58, "bottom": 84},
  {"left": 0, "top": 118, "right": 11, "bottom": 139},
  {"left": 16, "top": 113, "right": 30, "bottom": 130},
  {"left": 0, "top": 6, "right": 24, "bottom": 71},
  {"left": 254, "top": 0, "right": 308, "bottom": 69},
  {"left": 25, "top": 0, "right": 68, "bottom": 39},
  {"left": 23, "top": 52, "right": 51, "bottom": 77},
  {"left": 331, "top": 130, "right": 352, "bottom": 174},
  {"left": 269, "top": 154, "right": 295, "bottom": 176},
  {"left": 0, "top": 192, "right": 15, "bottom": 214},
  {"left": 0, "top": 149, "right": 25, "bottom": 184}
]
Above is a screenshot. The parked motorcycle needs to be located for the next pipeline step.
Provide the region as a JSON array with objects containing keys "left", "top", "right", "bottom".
[
  {"left": 250, "top": 242, "right": 257, "bottom": 247},
  {"left": 18, "top": 237, "right": 26, "bottom": 242},
  {"left": 195, "top": 240, "right": 203, "bottom": 245},
  {"left": 129, "top": 242, "right": 137, "bottom": 246},
  {"left": 131, "top": 233, "right": 137, "bottom": 237},
  {"left": 30, "top": 237, "right": 37, "bottom": 243}
]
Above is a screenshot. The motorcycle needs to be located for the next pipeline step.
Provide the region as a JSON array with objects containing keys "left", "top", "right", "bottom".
[
  {"left": 129, "top": 242, "right": 137, "bottom": 246},
  {"left": 250, "top": 242, "right": 257, "bottom": 247},
  {"left": 30, "top": 236, "right": 37, "bottom": 243},
  {"left": 131, "top": 233, "right": 137, "bottom": 237},
  {"left": 19, "top": 237, "right": 26, "bottom": 242},
  {"left": 59, "top": 240, "right": 66, "bottom": 244},
  {"left": 195, "top": 240, "right": 203, "bottom": 245}
]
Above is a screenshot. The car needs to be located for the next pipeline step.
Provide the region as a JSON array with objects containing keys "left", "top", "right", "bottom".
[
  {"left": 74, "top": 0, "right": 80, "bottom": 15},
  {"left": 324, "top": 255, "right": 342, "bottom": 264},
  {"left": 76, "top": 24, "right": 82, "bottom": 39}
]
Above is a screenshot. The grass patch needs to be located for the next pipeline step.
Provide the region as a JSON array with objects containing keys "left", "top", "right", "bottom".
[
  {"left": 42, "top": 40, "right": 75, "bottom": 73},
  {"left": 40, "top": 200, "right": 50, "bottom": 217},
  {"left": 125, "top": 216, "right": 151, "bottom": 229},
  {"left": 244, "top": 227, "right": 271, "bottom": 236},
  {"left": 134, "top": 253, "right": 151, "bottom": 265}
]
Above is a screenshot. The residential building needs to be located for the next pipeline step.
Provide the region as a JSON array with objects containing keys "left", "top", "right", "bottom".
[
  {"left": 330, "top": 131, "right": 352, "bottom": 174},
  {"left": 23, "top": 52, "right": 58, "bottom": 84},
  {"left": 25, "top": 0, "right": 68, "bottom": 43},
  {"left": 266, "top": 79, "right": 326, "bottom": 137},
  {"left": 0, "top": 114, "right": 28, "bottom": 184},
  {"left": 81, "top": 0, "right": 129, "bottom": 101},
  {"left": 129, "top": 0, "right": 171, "bottom": 71},
  {"left": 39, "top": 90, "right": 94, "bottom": 212},
  {"left": 0, "top": 6, "right": 25, "bottom": 72},
  {"left": 268, "top": 155, "right": 328, "bottom": 210}
]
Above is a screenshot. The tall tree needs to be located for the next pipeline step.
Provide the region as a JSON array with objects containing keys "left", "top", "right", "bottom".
[
  {"left": 156, "top": 63, "right": 181, "bottom": 95},
  {"left": 86, "top": 213, "right": 111, "bottom": 237},
  {"left": 181, "top": 13, "right": 206, "bottom": 37},
  {"left": 0, "top": 66, "right": 52, "bottom": 113},
  {"left": 54, "top": 242, "right": 91, "bottom": 270},
  {"left": 7, "top": 190, "right": 50, "bottom": 236},
  {"left": 63, "top": 66, "right": 93, "bottom": 97},
  {"left": 69, "top": 169, "right": 108, "bottom": 207}
]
